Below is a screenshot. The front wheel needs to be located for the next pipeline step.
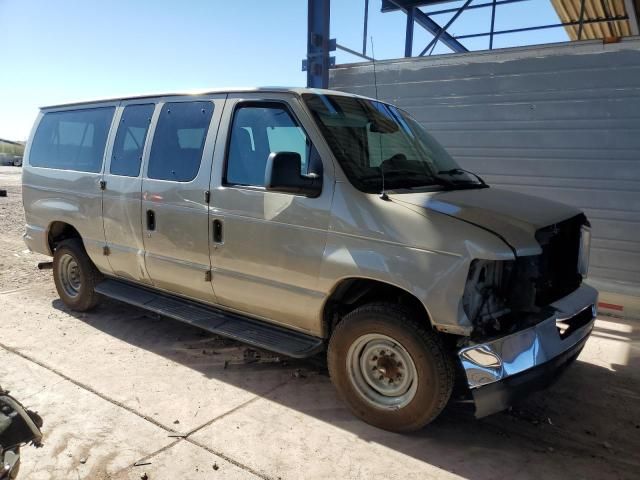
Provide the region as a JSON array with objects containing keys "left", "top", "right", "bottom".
[{"left": 328, "top": 303, "right": 454, "bottom": 432}]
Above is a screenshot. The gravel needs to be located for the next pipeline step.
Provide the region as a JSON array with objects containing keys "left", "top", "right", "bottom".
[{"left": 0, "top": 166, "right": 50, "bottom": 292}]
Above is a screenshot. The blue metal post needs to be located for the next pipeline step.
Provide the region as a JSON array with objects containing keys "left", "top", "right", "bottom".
[
  {"left": 489, "top": 0, "right": 497, "bottom": 49},
  {"left": 307, "top": 0, "right": 331, "bottom": 89},
  {"left": 577, "top": 0, "right": 586, "bottom": 40},
  {"left": 363, "top": 0, "right": 369, "bottom": 56},
  {"left": 405, "top": 7, "right": 415, "bottom": 57}
]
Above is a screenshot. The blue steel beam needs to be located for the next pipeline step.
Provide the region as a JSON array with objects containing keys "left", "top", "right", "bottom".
[
  {"left": 336, "top": 43, "right": 374, "bottom": 62},
  {"left": 419, "top": 0, "right": 472, "bottom": 56},
  {"left": 381, "top": 1, "right": 451, "bottom": 13},
  {"left": 489, "top": 0, "right": 497, "bottom": 49},
  {"left": 307, "top": 0, "right": 331, "bottom": 88},
  {"left": 454, "top": 15, "right": 629, "bottom": 40},
  {"left": 577, "top": 0, "right": 586, "bottom": 40},
  {"left": 387, "top": 1, "right": 467, "bottom": 53},
  {"left": 363, "top": 0, "right": 369, "bottom": 55},
  {"left": 413, "top": 8, "right": 468, "bottom": 53},
  {"left": 420, "top": 0, "right": 527, "bottom": 16},
  {"left": 405, "top": 7, "right": 416, "bottom": 57}
]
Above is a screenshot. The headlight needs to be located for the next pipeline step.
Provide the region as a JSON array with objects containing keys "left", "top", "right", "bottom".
[{"left": 578, "top": 225, "right": 591, "bottom": 276}]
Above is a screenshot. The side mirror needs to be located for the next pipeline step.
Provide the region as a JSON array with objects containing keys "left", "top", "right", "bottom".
[{"left": 264, "top": 151, "right": 322, "bottom": 197}]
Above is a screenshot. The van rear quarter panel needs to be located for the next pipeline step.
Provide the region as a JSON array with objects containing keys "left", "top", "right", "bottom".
[
  {"left": 22, "top": 167, "right": 110, "bottom": 271},
  {"left": 22, "top": 104, "right": 117, "bottom": 272}
]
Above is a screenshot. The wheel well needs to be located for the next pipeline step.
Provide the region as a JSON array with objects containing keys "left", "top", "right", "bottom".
[
  {"left": 47, "top": 222, "right": 81, "bottom": 253},
  {"left": 323, "top": 278, "right": 431, "bottom": 338}
]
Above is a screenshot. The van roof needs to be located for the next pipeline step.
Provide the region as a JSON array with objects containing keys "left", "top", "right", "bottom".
[{"left": 41, "top": 87, "right": 375, "bottom": 110}]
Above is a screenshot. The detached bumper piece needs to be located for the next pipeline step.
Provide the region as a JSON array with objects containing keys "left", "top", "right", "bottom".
[{"left": 458, "top": 284, "right": 598, "bottom": 418}]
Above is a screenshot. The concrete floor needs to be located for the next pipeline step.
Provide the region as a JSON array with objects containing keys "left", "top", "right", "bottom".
[{"left": 1, "top": 165, "right": 639, "bottom": 479}]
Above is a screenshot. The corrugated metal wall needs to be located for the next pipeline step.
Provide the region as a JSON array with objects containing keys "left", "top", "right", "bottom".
[{"left": 330, "top": 39, "right": 640, "bottom": 299}]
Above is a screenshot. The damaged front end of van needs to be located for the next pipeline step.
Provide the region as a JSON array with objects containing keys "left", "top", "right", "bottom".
[
  {"left": 457, "top": 214, "right": 596, "bottom": 417},
  {"left": 390, "top": 187, "right": 597, "bottom": 418}
]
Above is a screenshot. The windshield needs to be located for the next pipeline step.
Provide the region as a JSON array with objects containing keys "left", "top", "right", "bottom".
[{"left": 303, "top": 93, "right": 483, "bottom": 193}]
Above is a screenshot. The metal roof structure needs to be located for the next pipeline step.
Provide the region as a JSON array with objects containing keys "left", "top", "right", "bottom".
[
  {"left": 381, "top": 0, "right": 639, "bottom": 45},
  {"left": 305, "top": 0, "right": 640, "bottom": 88},
  {"left": 552, "top": 0, "right": 639, "bottom": 39}
]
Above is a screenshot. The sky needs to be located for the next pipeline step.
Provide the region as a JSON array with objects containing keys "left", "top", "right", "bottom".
[{"left": 0, "top": 0, "right": 567, "bottom": 141}]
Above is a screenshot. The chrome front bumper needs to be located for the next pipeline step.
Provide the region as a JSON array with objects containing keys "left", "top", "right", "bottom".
[{"left": 458, "top": 284, "right": 597, "bottom": 414}]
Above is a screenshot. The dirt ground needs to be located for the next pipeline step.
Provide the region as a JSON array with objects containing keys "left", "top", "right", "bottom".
[{"left": 1, "top": 165, "right": 639, "bottom": 480}]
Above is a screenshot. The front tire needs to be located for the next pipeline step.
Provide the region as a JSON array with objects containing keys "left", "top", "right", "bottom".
[
  {"left": 328, "top": 303, "right": 454, "bottom": 432},
  {"left": 53, "top": 239, "right": 102, "bottom": 311}
]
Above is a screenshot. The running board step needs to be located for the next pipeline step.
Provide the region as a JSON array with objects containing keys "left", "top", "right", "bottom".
[{"left": 94, "top": 279, "right": 324, "bottom": 358}]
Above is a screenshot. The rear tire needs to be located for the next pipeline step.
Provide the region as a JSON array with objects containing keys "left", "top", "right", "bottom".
[
  {"left": 328, "top": 303, "right": 454, "bottom": 432},
  {"left": 53, "top": 238, "right": 102, "bottom": 311}
]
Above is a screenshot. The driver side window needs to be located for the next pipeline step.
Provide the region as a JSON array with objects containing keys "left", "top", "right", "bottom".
[{"left": 225, "top": 104, "right": 310, "bottom": 187}]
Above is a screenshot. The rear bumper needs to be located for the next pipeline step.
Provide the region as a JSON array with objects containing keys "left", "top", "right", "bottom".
[
  {"left": 458, "top": 284, "right": 598, "bottom": 417},
  {"left": 23, "top": 224, "right": 50, "bottom": 256}
]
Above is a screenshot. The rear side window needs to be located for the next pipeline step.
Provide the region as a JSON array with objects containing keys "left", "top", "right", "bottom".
[
  {"left": 110, "top": 104, "right": 155, "bottom": 177},
  {"left": 29, "top": 107, "right": 115, "bottom": 172},
  {"left": 147, "top": 101, "right": 214, "bottom": 182}
]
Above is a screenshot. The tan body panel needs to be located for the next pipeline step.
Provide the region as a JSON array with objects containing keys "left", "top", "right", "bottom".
[
  {"left": 139, "top": 95, "right": 225, "bottom": 303},
  {"left": 22, "top": 88, "right": 580, "bottom": 340},
  {"left": 22, "top": 102, "right": 119, "bottom": 274},
  {"left": 101, "top": 102, "right": 154, "bottom": 284},
  {"left": 207, "top": 93, "right": 336, "bottom": 334}
]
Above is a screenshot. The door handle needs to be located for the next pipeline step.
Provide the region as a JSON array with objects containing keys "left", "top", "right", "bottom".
[
  {"left": 212, "top": 219, "right": 223, "bottom": 243},
  {"left": 146, "top": 210, "right": 156, "bottom": 231}
]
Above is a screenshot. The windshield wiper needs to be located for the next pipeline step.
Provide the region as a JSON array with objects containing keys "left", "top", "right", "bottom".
[
  {"left": 360, "top": 170, "right": 457, "bottom": 190},
  {"left": 386, "top": 170, "right": 457, "bottom": 189},
  {"left": 437, "top": 168, "right": 488, "bottom": 186}
]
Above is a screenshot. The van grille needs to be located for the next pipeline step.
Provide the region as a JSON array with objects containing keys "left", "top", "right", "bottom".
[{"left": 534, "top": 214, "right": 586, "bottom": 306}]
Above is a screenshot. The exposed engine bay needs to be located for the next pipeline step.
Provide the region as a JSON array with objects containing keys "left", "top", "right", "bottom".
[{"left": 463, "top": 214, "right": 590, "bottom": 337}]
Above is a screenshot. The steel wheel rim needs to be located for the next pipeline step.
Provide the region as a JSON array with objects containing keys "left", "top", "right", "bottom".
[
  {"left": 346, "top": 333, "right": 418, "bottom": 409},
  {"left": 58, "top": 253, "right": 81, "bottom": 298}
]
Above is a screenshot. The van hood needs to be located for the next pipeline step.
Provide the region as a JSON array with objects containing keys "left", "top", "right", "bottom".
[{"left": 389, "top": 187, "right": 582, "bottom": 256}]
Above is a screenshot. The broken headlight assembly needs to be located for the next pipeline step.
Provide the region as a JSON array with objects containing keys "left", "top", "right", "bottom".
[
  {"left": 462, "top": 258, "right": 544, "bottom": 337},
  {"left": 463, "top": 260, "right": 513, "bottom": 336},
  {"left": 463, "top": 215, "right": 589, "bottom": 337}
]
